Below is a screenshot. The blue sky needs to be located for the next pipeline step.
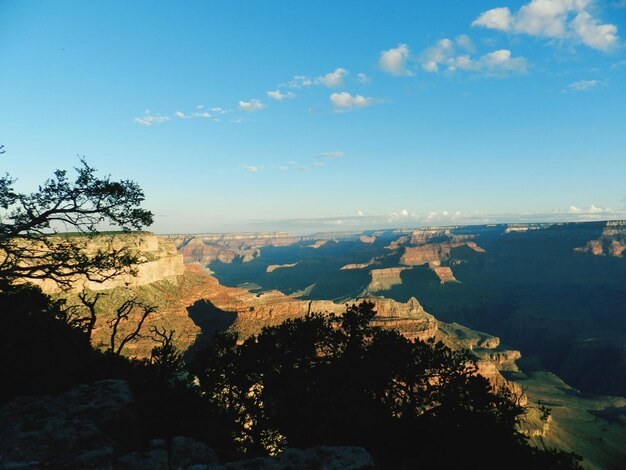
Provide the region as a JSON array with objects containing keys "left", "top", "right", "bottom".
[{"left": 1, "top": 0, "right": 626, "bottom": 233}]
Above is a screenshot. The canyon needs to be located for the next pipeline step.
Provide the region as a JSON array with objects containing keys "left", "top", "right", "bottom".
[{"left": 28, "top": 221, "right": 626, "bottom": 468}]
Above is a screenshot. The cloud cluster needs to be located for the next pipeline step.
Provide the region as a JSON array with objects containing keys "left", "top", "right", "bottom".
[
  {"left": 134, "top": 106, "right": 228, "bottom": 126},
  {"left": 283, "top": 67, "right": 351, "bottom": 89},
  {"left": 242, "top": 165, "right": 259, "bottom": 173},
  {"left": 174, "top": 110, "right": 211, "bottom": 119},
  {"left": 379, "top": 44, "right": 412, "bottom": 76},
  {"left": 319, "top": 151, "right": 344, "bottom": 159},
  {"left": 266, "top": 90, "right": 296, "bottom": 101},
  {"left": 134, "top": 112, "right": 170, "bottom": 126},
  {"left": 357, "top": 73, "right": 371, "bottom": 84},
  {"left": 330, "top": 92, "right": 376, "bottom": 111},
  {"left": 421, "top": 37, "right": 527, "bottom": 75},
  {"left": 239, "top": 99, "right": 266, "bottom": 112},
  {"left": 566, "top": 79, "right": 600, "bottom": 91},
  {"left": 320, "top": 68, "right": 349, "bottom": 87},
  {"left": 472, "top": 0, "right": 619, "bottom": 51},
  {"left": 253, "top": 205, "right": 626, "bottom": 233},
  {"left": 565, "top": 204, "right": 608, "bottom": 213}
]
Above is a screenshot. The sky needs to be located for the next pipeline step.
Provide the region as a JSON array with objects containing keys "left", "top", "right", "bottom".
[{"left": 1, "top": 0, "right": 626, "bottom": 234}]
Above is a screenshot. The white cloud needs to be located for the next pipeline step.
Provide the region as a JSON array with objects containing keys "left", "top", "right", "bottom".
[
  {"left": 211, "top": 107, "right": 228, "bottom": 114},
  {"left": 567, "top": 79, "right": 599, "bottom": 91},
  {"left": 174, "top": 110, "right": 211, "bottom": 119},
  {"left": 472, "top": 7, "right": 514, "bottom": 31},
  {"left": 401, "top": 209, "right": 409, "bottom": 216},
  {"left": 420, "top": 38, "right": 527, "bottom": 75},
  {"left": 455, "top": 34, "right": 476, "bottom": 52},
  {"left": 283, "top": 75, "right": 314, "bottom": 88},
  {"left": 320, "top": 151, "right": 344, "bottom": 159},
  {"left": 571, "top": 11, "right": 618, "bottom": 50},
  {"left": 239, "top": 99, "right": 266, "bottom": 112},
  {"left": 472, "top": 0, "right": 619, "bottom": 51},
  {"left": 357, "top": 210, "right": 364, "bottom": 217},
  {"left": 242, "top": 165, "right": 259, "bottom": 173},
  {"left": 266, "top": 90, "right": 296, "bottom": 101},
  {"left": 319, "top": 68, "right": 349, "bottom": 87},
  {"left": 133, "top": 113, "right": 170, "bottom": 126},
  {"left": 379, "top": 44, "right": 412, "bottom": 76},
  {"left": 357, "top": 72, "right": 371, "bottom": 84},
  {"left": 421, "top": 38, "right": 458, "bottom": 73},
  {"left": 284, "top": 68, "right": 349, "bottom": 89},
  {"left": 330, "top": 92, "right": 376, "bottom": 111},
  {"left": 565, "top": 204, "right": 608, "bottom": 213},
  {"left": 481, "top": 49, "right": 528, "bottom": 73}
]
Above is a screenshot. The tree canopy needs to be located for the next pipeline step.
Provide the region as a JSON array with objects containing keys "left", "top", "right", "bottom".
[
  {"left": 0, "top": 155, "right": 153, "bottom": 288},
  {"left": 195, "top": 302, "right": 581, "bottom": 468}
]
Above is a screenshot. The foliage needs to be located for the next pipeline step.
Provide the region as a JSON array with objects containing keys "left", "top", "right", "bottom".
[
  {"left": 195, "top": 302, "right": 582, "bottom": 468},
  {"left": 0, "top": 158, "right": 153, "bottom": 288}
]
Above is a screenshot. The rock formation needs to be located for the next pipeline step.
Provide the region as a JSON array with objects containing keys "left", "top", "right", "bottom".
[
  {"left": 166, "top": 232, "right": 300, "bottom": 265},
  {"left": 25, "top": 233, "right": 185, "bottom": 293},
  {"left": 366, "top": 267, "right": 407, "bottom": 291},
  {"left": 574, "top": 221, "right": 626, "bottom": 257},
  {"left": 428, "top": 262, "right": 457, "bottom": 283},
  {"left": 400, "top": 241, "right": 485, "bottom": 266},
  {"left": 266, "top": 263, "right": 298, "bottom": 273}
]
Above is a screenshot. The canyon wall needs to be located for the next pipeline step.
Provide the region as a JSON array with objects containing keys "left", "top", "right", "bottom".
[{"left": 24, "top": 232, "right": 185, "bottom": 293}]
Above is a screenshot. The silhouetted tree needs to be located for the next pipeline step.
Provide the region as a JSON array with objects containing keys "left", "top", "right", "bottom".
[
  {"left": 149, "top": 326, "right": 186, "bottom": 381},
  {"left": 108, "top": 298, "right": 157, "bottom": 355},
  {"left": 0, "top": 157, "right": 153, "bottom": 288},
  {"left": 196, "top": 302, "right": 582, "bottom": 468}
]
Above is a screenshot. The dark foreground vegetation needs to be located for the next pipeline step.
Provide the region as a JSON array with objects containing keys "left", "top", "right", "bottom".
[
  {"left": 1, "top": 282, "right": 582, "bottom": 468},
  {"left": 0, "top": 154, "right": 581, "bottom": 468}
]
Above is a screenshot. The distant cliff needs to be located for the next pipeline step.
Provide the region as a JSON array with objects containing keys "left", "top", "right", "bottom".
[{"left": 29, "top": 232, "right": 184, "bottom": 293}]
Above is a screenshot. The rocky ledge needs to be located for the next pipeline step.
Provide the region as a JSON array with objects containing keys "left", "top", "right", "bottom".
[{"left": 0, "top": 380, "right": 374, "bottom": 469}]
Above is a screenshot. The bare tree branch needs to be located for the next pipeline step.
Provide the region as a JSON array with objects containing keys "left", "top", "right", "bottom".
[
  {"left": 107, "top": 299, "right": 157, "bottom": 355},
  {"left": 0, "top": 158, "right": 153, "bottom": 289}
]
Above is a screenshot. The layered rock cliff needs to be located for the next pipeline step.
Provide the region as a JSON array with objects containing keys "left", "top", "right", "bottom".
[
  {"left": 366, "top": 267, "right": 407, "bottom": 291},
  {"left": 574, "top": 220, "right": 626, "bottom": 257},
  {"left": 26, "top": 233, "right": 185, "bottom": 293},
  {"left": 400, "top": 241, "right": 485, "bottom": 266}
]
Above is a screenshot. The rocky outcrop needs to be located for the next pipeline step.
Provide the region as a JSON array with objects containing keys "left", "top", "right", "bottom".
[
  {"left": 25, "top": 233, "right": 185, "bottom": 294},
  {"left": 341, "top": 261, "right": 373, "bottom": 270},
  {"left": 574, "top": 220, "right": 626, "bottom": 257},
  {"left": 400, "top": 241, "right": 485, "bottom": 266},
  {"left": 266, "top": 263, "right": 298, "bottom": 273},
  {"left": 428, "top": 262, "right": 457, "bottom": 283},
  {"left": 367, "top": 267, "right": 407, "bottom": 291},
  {"left": 409, "top": 228, "right": 453, "bottom": 245},
  {"left": 166, "top": 232, "right": 300, "bottom": 265},
  {"left": 384, "top": 235, "right": 409, "bottom": 250},
  {"left": 359, "top": 235, "right": 376, "bottom": 244}
]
